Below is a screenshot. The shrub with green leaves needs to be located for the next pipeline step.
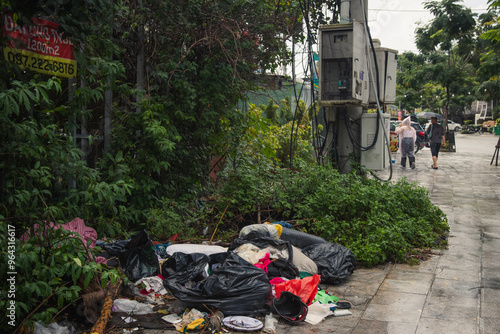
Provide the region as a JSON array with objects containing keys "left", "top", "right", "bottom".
[
  {"left": 0, "top": 222, "right": 122, "bottom": 332},
  {"left": 145, "top": 198, "right": 200, "bottom": 240},
  {"left": 279, "top": 166, "right": 448, "bottom": 266},
  {"left": 215, "top": 162, "right": 448, "bottom": 267}
]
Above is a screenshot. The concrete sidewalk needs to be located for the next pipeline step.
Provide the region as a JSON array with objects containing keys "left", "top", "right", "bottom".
[{"left": 286, "top": 132, "right": 500, "bottom": 334}]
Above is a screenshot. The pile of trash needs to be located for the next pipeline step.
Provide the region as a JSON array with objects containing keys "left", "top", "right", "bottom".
[
  {"left": 33, "top": 219, "right": 357, "bottom": 333},
  {"left": 97, "top": 221, "right": 356, "bottom": 332}
]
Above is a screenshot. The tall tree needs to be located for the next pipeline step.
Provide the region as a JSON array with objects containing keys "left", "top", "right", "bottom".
[
  {"left": 415, "top": 0, "right": 476, "bottom": 129},
  {"left": 477, "top": 0, "right": 500, "bottom": 119}
]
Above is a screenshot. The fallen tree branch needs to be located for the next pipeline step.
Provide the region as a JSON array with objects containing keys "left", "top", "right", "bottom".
[{"left": 85, "top": 280, "right": 122, "bottom": 334}]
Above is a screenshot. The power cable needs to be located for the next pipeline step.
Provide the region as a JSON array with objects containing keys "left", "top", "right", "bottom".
[{"left": 359, "top": 0, "right": 393, "bottom": 181}]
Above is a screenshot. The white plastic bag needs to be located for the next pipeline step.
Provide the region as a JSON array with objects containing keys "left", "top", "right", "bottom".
[{"left": 112, "top": 299, "right": 154, "bottom": 315}]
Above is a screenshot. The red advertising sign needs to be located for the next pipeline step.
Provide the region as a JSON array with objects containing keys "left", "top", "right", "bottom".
[{"left": 2, "top": 13, "right": 77, "bottom": 78}]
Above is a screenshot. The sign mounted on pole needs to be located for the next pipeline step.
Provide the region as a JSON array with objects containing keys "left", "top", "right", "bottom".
[{"left": 2, "top": 13, "right": 77, "bottom": 78}]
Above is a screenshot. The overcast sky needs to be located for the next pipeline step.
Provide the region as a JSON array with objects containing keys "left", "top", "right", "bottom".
[{"left": 368, "top": 0, "right": 491, "bottom": 53}]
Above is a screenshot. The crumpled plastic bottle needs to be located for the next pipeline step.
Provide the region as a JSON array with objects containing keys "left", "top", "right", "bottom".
[{"left": 262, "top": 313, "right": 277, "bottom": 334}]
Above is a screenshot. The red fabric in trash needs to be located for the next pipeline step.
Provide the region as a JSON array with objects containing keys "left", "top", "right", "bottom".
[
  {"left": 254, "top": 253, "right": 271, "bottom": 273},
  {"left": 269, "top": 277, "right": 286, "bottom": 285},
  {"left": 274, "top": 274, "right": 320, "bottom": 306}
]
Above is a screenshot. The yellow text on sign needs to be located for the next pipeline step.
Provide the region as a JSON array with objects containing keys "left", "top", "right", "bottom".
[{"left": 4, "top": 47, "right": 77, "bottom": 78}]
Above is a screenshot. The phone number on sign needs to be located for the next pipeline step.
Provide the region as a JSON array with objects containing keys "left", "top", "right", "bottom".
[{"left": 6, "top": 50, "right": 75, "bottom": 76}]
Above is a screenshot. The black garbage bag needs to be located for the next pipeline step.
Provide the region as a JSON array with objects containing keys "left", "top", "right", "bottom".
[
  {"left": 118, "top": 230, "right": 159, "bottom": 281},
  {"left": 102, "top": 239, "right": 131, "bottom": 256},
  {"left": 301, "top": 243, "right": 356, "bottom": 285},
  {"left": 267, "top": 258, "right": 299, "bottom": 280},
  {"left": 280, "top": 228, "right": 327, "bottom": 249},
  {"left": 163, "top": 252, "right": 271, "bottom": 316},
  {"left": 161, "top": 252, "right": 227, "bottom": 279}
]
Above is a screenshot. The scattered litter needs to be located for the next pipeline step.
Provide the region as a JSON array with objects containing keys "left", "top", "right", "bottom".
[
  {"left": 154, "top": 242, "right": 170, "bottom": 259},
  {"left": 262, "top": 313, "right": 278, "bottom": 334},
  {"left": 207, "top": 310, "right": 224, "bottom": 333},
  {"left": 112, "top": 299, "right": 154, "bottom": 315},
  {"left": 162, "top": 314, "right": 183, "bottom": 324},
  {"left": 333, "top": 309, "right": 353, "bottom": 317},
  {"left": 174, "top": 308, "right": 207, "bottom": 332},
  {"left": 313, "top": 290, "right": 339, "bottom": 304},
  {"left": 135, "top": 275, "right": 167, "bottom": 296},
  {"left": 121, "top": 316, "right": 137, "bottom": 323},
  {"left": 304, "top": 302, "right": 334, "bottom": 325},
  {"left": 164, "top": 253, "right": 271, "bottom": 316},
  {"left": 222, "top": 316, "right": 263, "bottom": 332},
  {"left": 280, "top": 227, "right": 327, "bottom": 249},
  {"left": 33, "top": 321, "right": 75, "bottom": 334},
  {"left": 336, "top": 301, "right": 351, "bottom": 309}
]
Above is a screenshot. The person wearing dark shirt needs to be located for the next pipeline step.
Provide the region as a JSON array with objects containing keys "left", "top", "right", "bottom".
[{"left": 426, "top": 117, "right": 446, "bottom": 169}]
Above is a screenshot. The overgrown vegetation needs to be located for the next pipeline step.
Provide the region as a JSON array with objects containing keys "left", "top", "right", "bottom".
[{"left": 212, "top": 161, "right": 448, "bottom": 267}]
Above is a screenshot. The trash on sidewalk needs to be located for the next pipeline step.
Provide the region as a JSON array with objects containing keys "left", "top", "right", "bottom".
[
  {"left": 94, "top": 221, "right": 357, "bottom": 331},
  {"left": 313, "top": 290, "right": 339, "bottom": 304},
  {"left": 174, "top": 308, "right": 207, "bottom": 332},
  {"left": 163, "top": 252, "right": 271, "bottom": 316},
  {"left": 302, "top": 242, "right": 356, "bottom": 284},
  {"left": 304, "top": 302, "right": 334, "bottom": 325},
  {"left": 166, "top": 243, "right": 227, "bottom": 256},
  {"left": 333, "top": 309, "right": 353, "bottom": 316},
  {"left": 272, "top": 291, "right": 308, "bottom": 323},
  {"left": 222, "top": 315, "right": 263, "bottom": 332},
  {"left": 274, "top": 274, "right": 320, "bottom": 306},
  {"left": 161, "top": 314, "right": 183, "bottom": 324},
  {"left": 262, "top": 313, "right": 278, "bottom": 334}
]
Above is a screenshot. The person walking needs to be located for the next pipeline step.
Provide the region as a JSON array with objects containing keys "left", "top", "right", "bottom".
[
  {"left": 426, "top": 116, "right": 446, "bottom": 169},
  {"left": 395, "top": 116, "right": 416, "bottom": 169}
]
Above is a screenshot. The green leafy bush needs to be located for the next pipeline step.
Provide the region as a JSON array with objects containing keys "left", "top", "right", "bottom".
[
  {"left": 0, "top": 222, "right": 122, "bottom": 332},
  {"left": 145, "top": 198, "right": 200, "bottom": 240},
  {"left": 215, "top": 162, "right": 448, "bottom": 267}
]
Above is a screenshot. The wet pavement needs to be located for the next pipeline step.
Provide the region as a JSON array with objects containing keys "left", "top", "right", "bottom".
[
  {"left": 140, "top": 133, "right": 500, "bottom": 334},
  {"left": 302, "top": 132, "right": 500, "bottom": 334}
]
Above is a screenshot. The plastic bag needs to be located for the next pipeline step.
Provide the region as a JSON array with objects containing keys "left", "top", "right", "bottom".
[
  {"left": 229, "top": 231, "right": 293, "bottom": 262},
  {"left": 239, "top": 224, "right": 280, "bottom": 239},
  {"left": 161, "top": 252, "right": 227, "bottom": 279},
  {"left": 274, "top": 274, "right": 320, "bottom": 306},
  {"left": 163, "top": 253, "right": 271, "bottom": 316},
  {"left": 279, "top": 228, "right": 327, "bottom": 249},
  {"left": 118, "top": 230, "right": 159, "bottom": 281},
  {"left": 33, "top": 322, "right": 74, "bottom": 334},
  {"left": 112, "top": 299, "right": 154, "bottom": 315},
  {"left": 302, "top": 243, "right": 356, "bottom": 285}
]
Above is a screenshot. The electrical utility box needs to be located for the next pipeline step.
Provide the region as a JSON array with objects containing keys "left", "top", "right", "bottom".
[
  {"left": 360, "top": 113, "right": 390, "bottom": 170},
  {"left": 318, "top": 21, "right": 369, "bottom": 106},
  {"left": 368, "top": 40, "right": 398, "bottom": 105}
]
